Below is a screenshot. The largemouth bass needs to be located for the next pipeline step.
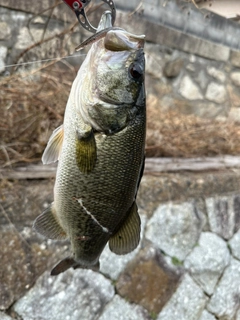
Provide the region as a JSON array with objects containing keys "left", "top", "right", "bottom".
[{"left": 33, "top": 12, "right": 146, "bottom": 275}]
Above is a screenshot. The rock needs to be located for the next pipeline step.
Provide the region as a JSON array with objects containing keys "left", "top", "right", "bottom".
[
  {"left": 0, "top": 46, "right": 7, "bottom": 73},
  {"left": 195, "top": 42, "right": 229, "bottom": 62},
  {"left": 199, "top": 310, "right": 217, "bottom": 320},
  {"left": 193, "top": 101, "right": 227, "bottom": 119},
  {"left": 231, "top": 72, "right": 240, "bottom": 87},
  {"left": 157, "top": 274, "right": 207, "bottom": 320},
  {"left": 145, "top": 201, "right": 203, "bottom": 260},
  {"left": 189, "top": 55, "right": 196, "bottom": 63},
  {"left": 163, "top": 58, "right": 183, "bottom": 78},
  {"left": 145, "top": 43, "right": 164, "bottom": 80},
  {"left": 0, "top": 22, "right": 11, "bottom": 40},
  {"left": 99, "top": 295, "right": 151, "bottom": 320},
  {"left": 145, "top": 75, "right": 171, "bottom": 99},
  {"left": 184, "top": 232, "right": 230, "bottom": 295},
  {"left": 15, "top": 25, "right": 63, "bottom": 53},
  {"left": 0, "top": 312, "right": 14, "bottom": 320},
  {"left": 207, "top": 258, "right": 240, "bottom": 319},
  {"left": 228, "top": 107, "right": 240, "bottom": 122},
  {"left": 195, "top": 70, "right": 209, "bottom": 90},
  {"left": 15, "top": 27, "right": 36, "bottom": 50},
  {"left": 194, "top": 198, "right": 209, "bottom": 231},
  {"left": 205, "top": 82, "right": 227, "bottom": 104},
  {"left": 206, "top": 196, "right": 235, "bottom": 240},
  {"left": 13, "top": 269, "right": 114, "bottom": 320},
  {"left": 31, "top": 16, "right": 46, "bottom": 25},
  {"left": 228, "top": 230, "right": 240, "bottom": 260},
  {"left": 231, "top": 50, "right": 240, "bottom": 68},
  {"left": 233, "top": 195, "right": 240, "bottom": 232},
  {"left": 100, "top": 214, "right": 147, "bottom": 280},
  {"left": 179, "top": 75, "right": 203, "bottom": 100},
  {"left": 226, "top": 85, "right": 240, "bottom": 108},
  {"left": 236, "top": 309, "right": 240, "bottom": 320},
  {"left": 186, "top": 64, "right": 196, "bottom": 72},
  {"left": 116, "top": 247, "right": 181, "bottom": 314},
  {"left": 207, "top": 67, "right": 226, "bottom": 83}
]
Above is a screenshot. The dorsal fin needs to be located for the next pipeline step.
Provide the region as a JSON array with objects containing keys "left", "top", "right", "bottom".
[
  {"left": 42, "top": 125, "right": 64, "bottom": 164},
  {"left": 109, "top": 201, "right": 141, "bottom": 255}
]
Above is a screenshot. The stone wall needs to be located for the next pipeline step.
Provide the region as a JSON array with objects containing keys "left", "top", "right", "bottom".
[
  {"left": 145, "top": 41, "right": 240, "bottom": 122},
  {"left": 2, "top": 172, "right": 240, "bottom": 320},
  {"left": 0, "top": 6, "right": 84, "bottom": 73}
]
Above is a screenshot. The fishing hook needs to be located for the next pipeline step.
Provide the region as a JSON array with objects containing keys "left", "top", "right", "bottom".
[{"left": 62, "top": 0, "right": 116, "bottom": 33}]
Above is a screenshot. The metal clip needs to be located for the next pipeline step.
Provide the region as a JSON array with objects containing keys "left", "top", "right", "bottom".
[{"left": 62, "top": 0, "right": 116, "bottom": 33}]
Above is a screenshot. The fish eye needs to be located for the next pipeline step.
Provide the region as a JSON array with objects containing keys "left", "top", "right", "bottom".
[{"left": 129, "top": 63, "right": 143, "bottom": 80}]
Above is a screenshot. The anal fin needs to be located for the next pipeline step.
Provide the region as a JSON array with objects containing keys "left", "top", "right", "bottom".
[
  {"left": 109, "top": 201, "right": 141, "bottom": 255},
  {"left": 42, "top": 125, "right": 64, "bottom": 164},
  {"left": 76, "top": 126, "right": 97, "bottom": 174},
  {"left": 33, "top": 204, "right": 67, "bottom": 240}
]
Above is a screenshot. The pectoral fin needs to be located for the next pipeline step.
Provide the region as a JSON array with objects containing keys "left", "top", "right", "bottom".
[
  {"left": 33, "top": 204, "right": 67, "bottom": 240},
  {"left": 42, "top": 125, "right": 64, "bottom": 164},
  {"left": 109, "top": 201, "right": 141, "bottom": 255},
  {"left": 76, "top": 126, "right": 97, "bottom": 173}
]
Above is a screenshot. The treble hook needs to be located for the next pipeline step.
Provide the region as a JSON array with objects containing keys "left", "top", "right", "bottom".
[{"left": 62, "top": 0, "right": 116, "bottom": 33}]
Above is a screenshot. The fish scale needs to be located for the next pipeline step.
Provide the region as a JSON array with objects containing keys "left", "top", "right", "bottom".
[{"left": 56, "top": 107, "right": 145, "bottom": 233}]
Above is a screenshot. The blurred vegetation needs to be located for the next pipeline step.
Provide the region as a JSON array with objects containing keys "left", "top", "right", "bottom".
[
  {"left": 1, "top": 1, "right": 240, "bottom": 168},
  {"left": 0, "top": 64, "right": 75, "bottom": 167}
]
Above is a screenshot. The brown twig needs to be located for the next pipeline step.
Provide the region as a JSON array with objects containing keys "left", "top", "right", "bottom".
[
  {"left": 26, "top": 0, "right": 62, "bottom": 42},
  {"left": 12, "top": 20, "right": 78, "bottom": 72}
]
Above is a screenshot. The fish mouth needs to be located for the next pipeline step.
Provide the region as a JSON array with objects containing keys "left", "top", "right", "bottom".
[
  {"left": 98, "top": 11, "right": 145, "bottom": 50},
  {"left": 98, "top": 11, "right": 145, "bottom": 51},
  {"left": 76, "top": 11, "right": 145, "bottom": 52}
]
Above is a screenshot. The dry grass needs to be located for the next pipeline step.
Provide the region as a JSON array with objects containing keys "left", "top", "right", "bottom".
[
  {"left": 146, "top": 94, "right": 240, "bottom": 157},
  {"left": 1, "top": 73, "right": 240, "bottom": 168},
  {"left": 0, "top": 64, "right": 76, "bottom": 167}
]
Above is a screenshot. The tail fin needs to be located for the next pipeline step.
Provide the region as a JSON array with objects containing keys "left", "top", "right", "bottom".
[{"left": 51, "top": 257, "right": 100, "bottom": 276}]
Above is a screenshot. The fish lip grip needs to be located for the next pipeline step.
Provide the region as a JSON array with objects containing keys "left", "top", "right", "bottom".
[{"left": 62, "top": 0, "right": 116, "bottom": 33}]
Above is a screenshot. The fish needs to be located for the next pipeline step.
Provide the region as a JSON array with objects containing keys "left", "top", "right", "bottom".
[{"left": 33, "top": 11, "right": 146, "bottom": 276}]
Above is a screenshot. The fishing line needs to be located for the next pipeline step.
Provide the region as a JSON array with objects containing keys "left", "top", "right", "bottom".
[
  {"left": 4, "top": 52, "right": 87, "bottom": 69},
  {"left": 3, "top": 0, "right": 145, "bottom": 70}
]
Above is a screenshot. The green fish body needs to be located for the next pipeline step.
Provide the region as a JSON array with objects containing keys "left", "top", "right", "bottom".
[{"left": 33, "top": 14, "right": 146, "bottom": 275}]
